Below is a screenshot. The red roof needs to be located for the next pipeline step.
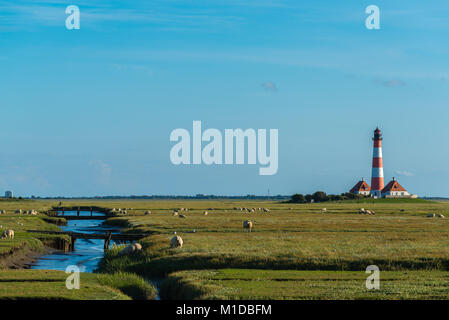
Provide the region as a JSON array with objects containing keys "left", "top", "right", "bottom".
[
  {"left": 350, "top": 180, "right": 371, "bottom": 193},
  {"left": 381, "top": 179, "right": 407, "bottom": 193}
]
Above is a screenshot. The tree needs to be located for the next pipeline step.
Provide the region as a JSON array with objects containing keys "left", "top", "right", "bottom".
[
  {"left": 312, "top": 191, "right": 328, "bottom": 203},
  {"left": 291, "top": 194, "right": 305, "bottom": 203},
  {"left": 305, "top": 194, "right": 313, "bottom": 203}
]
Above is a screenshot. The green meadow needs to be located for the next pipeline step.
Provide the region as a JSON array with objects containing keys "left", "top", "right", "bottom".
[
  {"left": 0, "top": 269, "right": 156, "bottom": 300},
  {"left": 160, "top": 269, "right": 449, "bottom": 300},
  {"left": 2, "top": 198, "right": 449, "bottom": 299}
]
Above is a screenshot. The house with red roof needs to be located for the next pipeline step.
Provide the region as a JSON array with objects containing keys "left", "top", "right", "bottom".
[
  {"left": 349, "top": 179, "right": 371, "bottom": 196},
  {"left": 381, "top": 177, "right": 412, "bottom": 198}
]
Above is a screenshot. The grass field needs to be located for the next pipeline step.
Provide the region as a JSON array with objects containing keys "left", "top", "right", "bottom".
[
  {"left": 0, "top": 269, "right": 133, "bottom": 300},
  {"left": 2, "top": 198, "right": 449, "bottom": 299},
  {"left": 160, "top": 269, "right": 449, "bottom": 300},
  {"left": 91, "top": 198, "right": 449, "bottom": 299}
]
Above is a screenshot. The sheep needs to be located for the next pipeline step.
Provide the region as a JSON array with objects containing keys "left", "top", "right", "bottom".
[
  {"left": 0, "top": 210, "right": 4, "bottom": 215},
  {"left": 204, "top": 211, "right": 208, "bottom": 216},
  {"left": 263, "top": 208, "right": 270, "bottom": 212},
  {"left": 170, "top": 235, "right": 183, "bottom": 248},
  {"left": 179, "top": 214, "right": 186, "bottom": 218},
  {"left": 322, "top": 208, "right": 327, "bottom": 213},
  {"left": 144, "top": 210, "right": 151, "bottom": 216},
  {"left": 118, "top": 243, "right": 142, "bottom": 256},
  {"left": 438, "top": 214, "right": 445, "bottom": 219},
  {"left": 172, "top": 211, "right": 179, "bottom": 216},
  {"left": 427, "top": 213, "right": 435, "bottom": 218},
  {"left": 1, "top": 229, "right": 14, "bottom": 240},
  {"left": 14, "top": 209, "right": 22, "bottom": 214},
  {"left": 243, "top": 220, "right": 253, "bottom": 232}
]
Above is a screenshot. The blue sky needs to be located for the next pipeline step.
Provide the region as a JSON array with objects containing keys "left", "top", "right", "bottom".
[{"left": 1, "top": 0, "right": 449, "bottom": 197}]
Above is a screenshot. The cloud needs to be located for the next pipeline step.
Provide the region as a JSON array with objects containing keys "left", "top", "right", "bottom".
[
  {"left": 0, "top": 1, "right": 244, "bottom": 31},
  {"left": 88, "top": 160, "right": 112, "bottom": 184},
  {"left": 395, "top": 170, "right": 414, "bottom": 177},
  {"left": 374, "top": 79, "right": 406, "bottom": 87},
  {"left": 261, "top": 81, "right": 277, "bottom": 92}
]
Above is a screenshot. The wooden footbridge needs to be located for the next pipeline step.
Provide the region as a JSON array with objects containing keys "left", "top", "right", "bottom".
[
  {"left": 55, "top": 206, "right": 113, "bottom": 220},
  {"left": 27, "top": 230, "right": 152, "bottom": 250}
]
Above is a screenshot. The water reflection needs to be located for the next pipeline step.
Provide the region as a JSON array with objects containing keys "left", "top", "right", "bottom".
[{"left": 31, "top": 211, "right": 119, "bottom": 273}]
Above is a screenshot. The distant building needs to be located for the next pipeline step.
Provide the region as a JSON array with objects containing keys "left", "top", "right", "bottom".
[
  {"left": 349, "top": 179, "right": 371, "bottom": 196},
  {"left": 381, "top": 178, "right": 411, "bottom": 198},
  {"left": 4, "top": 191, "right": 13, "bottom": 198},
  {"left": 349, "top": 127, "right": 418, "bottom": 199}
]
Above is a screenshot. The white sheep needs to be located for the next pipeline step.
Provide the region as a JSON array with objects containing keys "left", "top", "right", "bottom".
[
  {"left": 118, "top": 243, "right": 142, "bottom": 256},
  {"left": 243, "top": 220, "right": 253, "bottom": 232},
  {"left": 438, "top": 214, "right": 445, "bottom": 219},
  {"left": 144, "top": 210, "right": 151, "bottom": 215},
  {"left": 170, "top": 235, "right": 183, "bottom": 248},
  {"left": 1, "top": 229, "right": 14, "bottom": 240},
  {"left": 204, "top": 211, "right": 208, "bottom": 216}
]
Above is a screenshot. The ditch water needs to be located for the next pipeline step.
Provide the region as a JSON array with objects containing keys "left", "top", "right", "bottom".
[{"left": 31, "top": 211, "right": 120, "bottom": 272}]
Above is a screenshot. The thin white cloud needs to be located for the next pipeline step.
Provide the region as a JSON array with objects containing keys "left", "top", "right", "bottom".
[
  {"left": 261, "top": 81, "right": 277, "bottom": 92},
  {"left": 395, "top": 170, "right": 414, "bottom": 177},
  {"left": 374, "top": 79, "right": 406, "bottom": 87},
  {"left": 0, "top": 1, "right": 244, "bottom": 31},
  {"left": 89, "top": 160, "right": 112, "bottom": 184}
]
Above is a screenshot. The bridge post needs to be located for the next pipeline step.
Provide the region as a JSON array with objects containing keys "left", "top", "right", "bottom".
[
  {"left": 77, "top": 207, "right": 80, "bottom": 216},
  {"left": 62, "top": 208, "right": 64, "bottom": 216},
  {"left": 91, "top": 207, "right": 93, "bottom": 216},
  {"left": 70, "top": 236, "right": 77, "bottom": 251},
  {"left": 104, "top": 232, "right": 112, "bottom": 251}
]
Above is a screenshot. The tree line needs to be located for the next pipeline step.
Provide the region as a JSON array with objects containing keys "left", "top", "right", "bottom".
[{"left": 289, "top": 191, "right": 370, "bottom": 203}]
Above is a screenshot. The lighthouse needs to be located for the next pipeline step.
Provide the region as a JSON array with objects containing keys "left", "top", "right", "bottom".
[{"left": 370, "top": 127, "right": 384, "bottom": 197}]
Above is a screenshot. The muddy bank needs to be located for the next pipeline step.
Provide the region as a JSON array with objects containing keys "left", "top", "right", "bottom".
[
  {"left": 0, "top": 243, "right": 47, "bottom": 269},
  {"left": 0, "top": 234, "right": 71, "bottom": 270}
]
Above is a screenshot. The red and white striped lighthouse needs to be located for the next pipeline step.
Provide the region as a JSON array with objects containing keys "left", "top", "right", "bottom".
[{"left": 371, "top": 127, "right": 384, "bottom": 197}]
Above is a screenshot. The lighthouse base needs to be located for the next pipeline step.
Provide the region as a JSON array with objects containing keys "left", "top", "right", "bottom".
[{"left": 371, "top": 190, "right": 382, "bottom": 198}]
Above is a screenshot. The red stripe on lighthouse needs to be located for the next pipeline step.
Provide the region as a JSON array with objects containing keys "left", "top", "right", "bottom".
[
  {"left": 372, "top": 158, "right": 383, "bottom": 168},
  {"left": 371, "top": 177, "right": 384, "bottom": 190}
]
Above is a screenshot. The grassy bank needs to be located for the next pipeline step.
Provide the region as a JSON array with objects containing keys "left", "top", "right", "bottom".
[
  {"left": 160, "top": 269, "right": 449, "bottom": 300},
  {"left": 0, "top": 269, "right": 132, "bottom": 300}
]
